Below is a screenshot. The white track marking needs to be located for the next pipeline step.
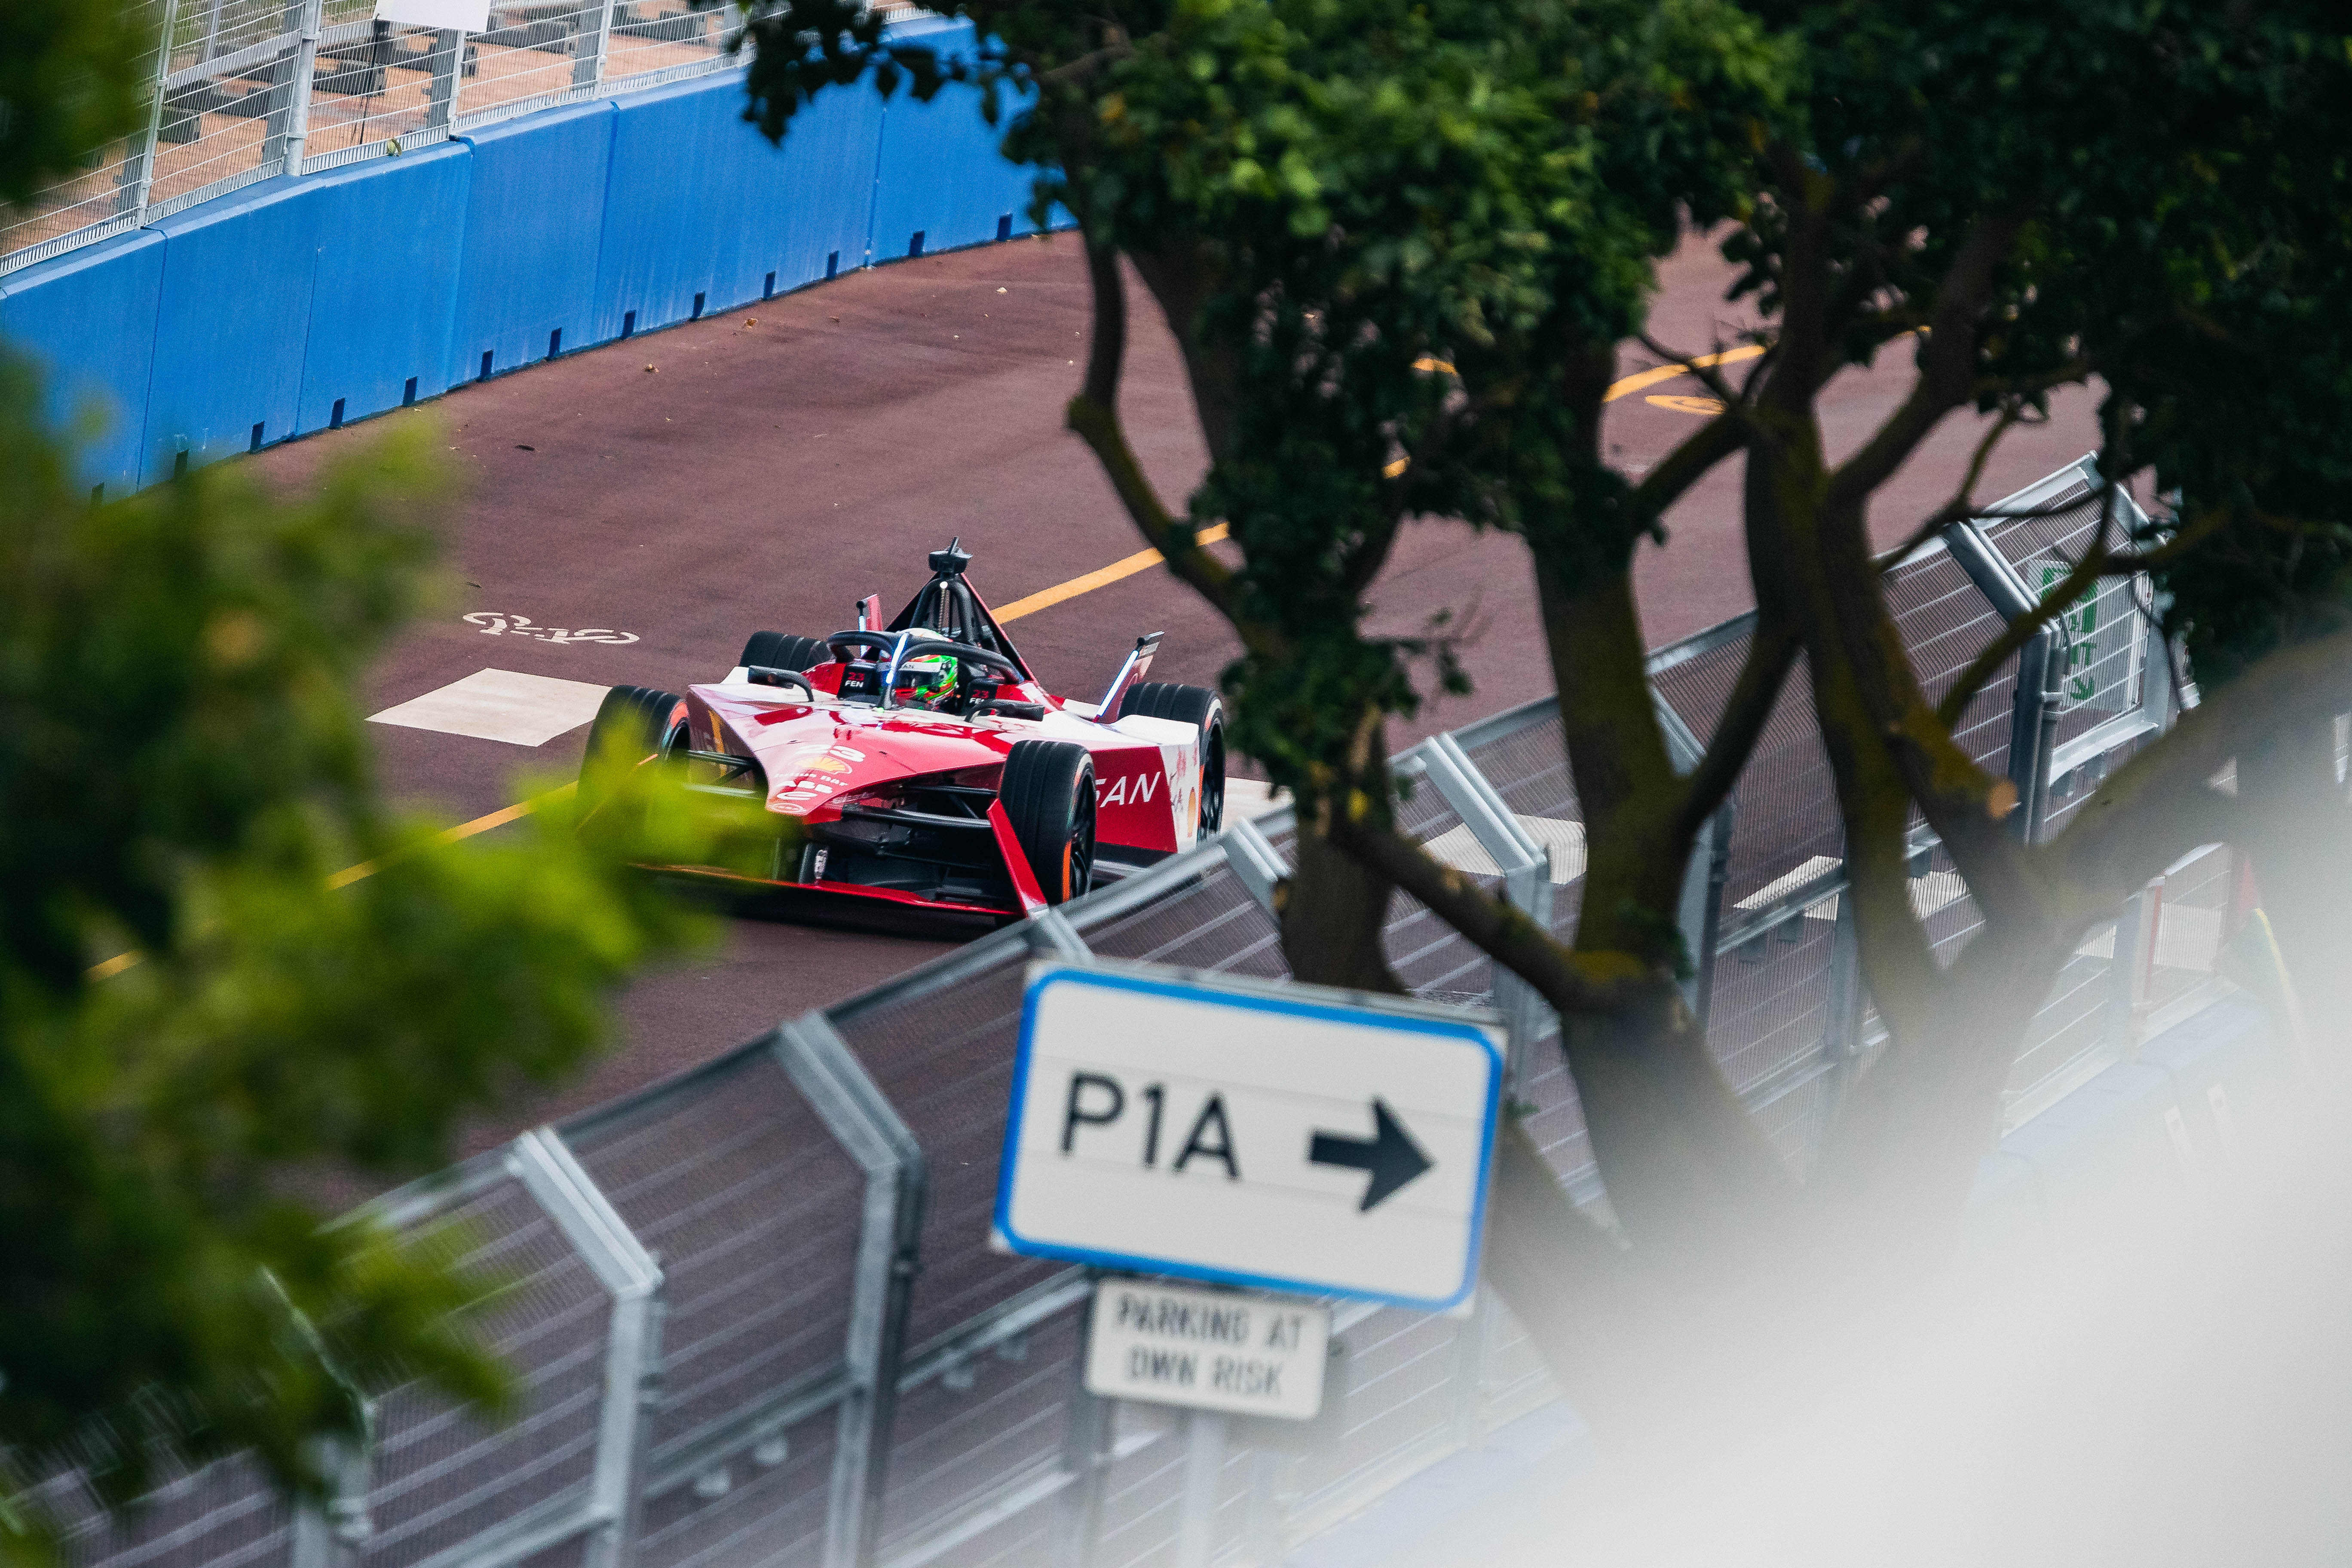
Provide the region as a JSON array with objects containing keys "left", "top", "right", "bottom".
[
  {"left": 369, "top": 668, "right": 613, "bottom": 747},
  {"left": 1222, "top": 778, "right": 1288, "bottom": 821}
]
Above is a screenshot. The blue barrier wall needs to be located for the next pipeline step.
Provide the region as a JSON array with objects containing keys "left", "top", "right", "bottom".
[
  {"left": 870, "top": 18, "right": 1050, "bottom": 260},
  {"left": 0, "top": 50, "right": 1069, "bottom": 496},
  {"left": 143, "top": 177, "right": 323, "bottom": 483},
  {"left": 298, "top": 142, "right": 473, "bottom": 436},
  {"left": 594, "top": 71, "right": 884, "bottom": 341},
  {"left": 0, "top": 229, "right": 166, "bottom": 498},
  {"left": 449, "top": 99, "right": 617, "bottom": 389}
]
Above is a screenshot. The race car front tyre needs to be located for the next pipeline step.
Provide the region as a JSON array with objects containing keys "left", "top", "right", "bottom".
[
  {"left": 1000, "top": 739, "right": 1096, "bottom": 905},
  {"left": 580, "top": 684, "right": 688, "bottom": 808},
  {"left": 738, "top": 631, "right": 828, "bottom": 673},
  {"left": 1118, "top": 680, "right": 1228, "bottom": 835}
]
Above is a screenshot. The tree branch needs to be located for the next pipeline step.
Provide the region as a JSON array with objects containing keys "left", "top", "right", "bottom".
[
  {"left": 1038, "top": 42, "right": 1129, "bottom": 86},
  {"left": 1077, "top": 230, "right": 1124, "bottom": 411},
  {"left": 1339, "top": 506, "right": 1406, "bottom": 597},
  {"left": 1973, "top": 358, "right": 2093, "bottom": 401},
  {"left": 1064, "top": 239, "right": 1240, "bottom": 616},
  {"left": 1477, "top": 1121, "right": 1662, "bottom": 1436},
  {"left": 1874, "top": 400, "right": 2024, "bottom": 576},
  {"left": 1328, "top": 810, "right": 1657, "bottom": 1017},
  {"left": 1635, "top": 331, "right": 1748, "bottom": 408},
  {"left": 1627, "top": 404, "right": 1746, "bottom": 530},
  {"left": 2045, "top": 623, "right": 2352, "bottom": 913},
  {"left": 1673, "top": 619, "right": 1801, "bottom": 841},
  {"left": 1933, "top": 509, "right": 2223, "bottom": 729},
  {"left": 1823, "top": 211, "right": 2029, "bottom": 511}
]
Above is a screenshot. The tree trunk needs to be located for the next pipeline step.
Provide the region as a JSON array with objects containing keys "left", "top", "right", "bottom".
[
  {"left": 1278, "top": 810, "right": 1407, "bottom": 994},
  {"left": 2234, "top": 713, "right": 2352, "bottom": 1058}
]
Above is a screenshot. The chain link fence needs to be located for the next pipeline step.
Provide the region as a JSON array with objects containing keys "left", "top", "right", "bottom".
[
  {"left": 1, "top": 0, "right": 788, "bottom": 270},
  {"left": 37, "top": 457, "right": 2255, "bottom": 1568}
]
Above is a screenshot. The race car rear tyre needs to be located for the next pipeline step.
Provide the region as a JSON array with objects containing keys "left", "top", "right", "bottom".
[
  {"left": 1000, "top": 739, "right": 1096, "bottom": 905},
  {"left": 580, "top": 684, "right": 688, "bottom": 807},
  {"left": 1118, "top": 681, "right": 1227, "bottom": 834},
  {"left": 738, "top": 631, "right": 828, "bottom": 672}
]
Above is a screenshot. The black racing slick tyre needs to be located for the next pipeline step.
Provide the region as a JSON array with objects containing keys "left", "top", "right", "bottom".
[
  {"left": 1118, "top": 680, "right": 1228, "bottom": 835},
  {"left": 580, "top": 684, "right": 687, "bottom": 808},
  {"left": 1000, "top": 739, "right": 1096, "bottom": 905},
  {"left": 738, "top": 631, "right": 828, "bottom": 673}
]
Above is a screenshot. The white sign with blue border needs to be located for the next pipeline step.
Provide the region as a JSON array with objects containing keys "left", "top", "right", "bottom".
[{"left": 995, "top": 960, "right": 1505, "bottom": 1312}]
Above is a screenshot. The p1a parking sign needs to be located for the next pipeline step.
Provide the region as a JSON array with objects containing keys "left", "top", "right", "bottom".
[{"left": 994, "top": 961, "right": 1504, "bottom": 1312}]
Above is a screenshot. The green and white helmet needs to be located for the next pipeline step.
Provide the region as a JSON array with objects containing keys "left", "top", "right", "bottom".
[{"left": 894, "top": 628, "right": 959, "bottom": 707}]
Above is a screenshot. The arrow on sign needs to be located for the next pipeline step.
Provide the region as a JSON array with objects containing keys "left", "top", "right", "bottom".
[{"left": 1309, "top": 1099, "right": 1433, "bottom": 1211}]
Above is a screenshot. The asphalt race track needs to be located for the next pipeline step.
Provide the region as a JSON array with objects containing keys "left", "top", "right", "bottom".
[{"left": 254, "top": 225, "right": 2100, "bottom": 1147}]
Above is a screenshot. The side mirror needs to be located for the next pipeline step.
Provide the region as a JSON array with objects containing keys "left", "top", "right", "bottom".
[
  {"left": 1098, "top": 631, "right": 1165, "bottom": 717},
  {"left": 748, "top": 666, "right": 815, "bottom": 696}
]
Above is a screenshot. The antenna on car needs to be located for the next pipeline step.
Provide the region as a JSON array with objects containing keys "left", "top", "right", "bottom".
[{"left": 928, "top": 536, "right": 972, "bottom": 578}]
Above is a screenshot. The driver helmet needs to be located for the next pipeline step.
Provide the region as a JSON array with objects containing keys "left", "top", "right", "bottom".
[{"left": 895, "top": 628, "right": 960, "bottom": 708}]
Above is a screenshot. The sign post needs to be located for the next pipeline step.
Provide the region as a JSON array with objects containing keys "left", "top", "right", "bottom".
[{"left": 996, "top": 961, "right": 1506, "bottom": 1313}]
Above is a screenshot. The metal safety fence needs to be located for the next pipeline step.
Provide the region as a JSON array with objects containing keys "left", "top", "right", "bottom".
[
  {"left": 1, "top": 0, "right": 818, "bottom": 269},
  {"left": 39, "top": 457, "right": 2249, "bottom": 1568}
]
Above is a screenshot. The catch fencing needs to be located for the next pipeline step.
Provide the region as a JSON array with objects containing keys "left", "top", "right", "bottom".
[
  {"left": 41, "top": 456, "right": 2245, "bottom": 1568},
  {"left": 0, "top": 5, "right": 1050, "bottom": 500},
  {"left": 3, "top": 0, "right": 761, "bottom": 268}
]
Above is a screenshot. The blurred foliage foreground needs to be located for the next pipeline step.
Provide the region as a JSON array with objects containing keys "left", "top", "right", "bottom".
[{"left": 0, "top": 354, "right": 730, "bottom": 1562}]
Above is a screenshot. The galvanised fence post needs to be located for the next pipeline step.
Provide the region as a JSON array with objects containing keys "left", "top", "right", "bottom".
[
  {"left": 573, "top": 0, "right": 620, "bottom": 90},
  {"left": 423, "top": 29, "right": 466, "bottom": 132},
  {"left": 1651, "top": 694, "right": 1731, "bottom": 1026},
  {"left": 287, "top": 1430, "right": 372, "bottom": 1568},
  {"left": 1416, "top": 733, "right": 1548, "bottom": 1452},
  {"left": 1939, "top": 516, "right": 2054, "bottom": 842},
  {"left": 775, "top": 1013, "right": 928, "bottom": 1568},
  {"left": 115, "top": 0, "right": 182, "bottom": 221},
  {"left": 1822, "top": 862, "right": 1865, "bottom": 1092},
  {"left": 2018, "top": 625, "right": 2067, "bottom": 844},
  {"left": 1026, "top": 904, "right": 1120, "bottom": 1566},
  {"left": 1026, "top": 905, "right": 1093, "bottom": 962},
  {"left": 506, "top": 1128, "right": 666, "bottom": 1568},
  {"left": 264, "top": 0, "right": 326, "bottom": 175},
  {"left": 1684, "top": 799, "right": 1735, "bottom": 1031},
  {"left": 1220, "top": 815, "right": 1293, "bottom": 918}
]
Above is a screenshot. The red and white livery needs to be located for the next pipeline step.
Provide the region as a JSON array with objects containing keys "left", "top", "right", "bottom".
[{"left": 582, "top": 540, "right": 1227, "bottom": 924}]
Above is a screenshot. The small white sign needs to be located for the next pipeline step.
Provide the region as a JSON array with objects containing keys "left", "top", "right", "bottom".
[
  {"left": 372, "top": 0, "right": 491, "bottom": 33},
  {"left": 1085, "top": 1280, "right": 1330, "bottom": 1420},
  {"left": 997, "top": 962, "right": 1504, "bottom": 1311}
]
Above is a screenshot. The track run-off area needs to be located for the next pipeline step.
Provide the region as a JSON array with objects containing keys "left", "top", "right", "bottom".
[{"left": 251, "top": 224, "right": 2101, "bottom": 1147}]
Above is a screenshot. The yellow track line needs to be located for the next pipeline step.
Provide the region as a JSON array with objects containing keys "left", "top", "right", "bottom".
[
  {"left": 1602, "top": 343, "right": 1765, "bottom": 402},
  {"left": 323, "top": 784, "right": 574, "bottom": 890},
  {"left": 89, "top": 342, "right": 1770, "bottom": 982},
  {"left": 994, "top": 522, "right": 1231, "bottom": 622},
  {"left": 1380, "top": 345, "right": 1765, "bottom": 479},
  {"left": 88, "top": 783, "right": 579, "bottom": 978}
]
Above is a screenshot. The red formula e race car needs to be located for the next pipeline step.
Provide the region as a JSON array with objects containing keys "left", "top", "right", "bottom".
[{"left": 581, "top": 540, "right": 1226, "bottom": 925}]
